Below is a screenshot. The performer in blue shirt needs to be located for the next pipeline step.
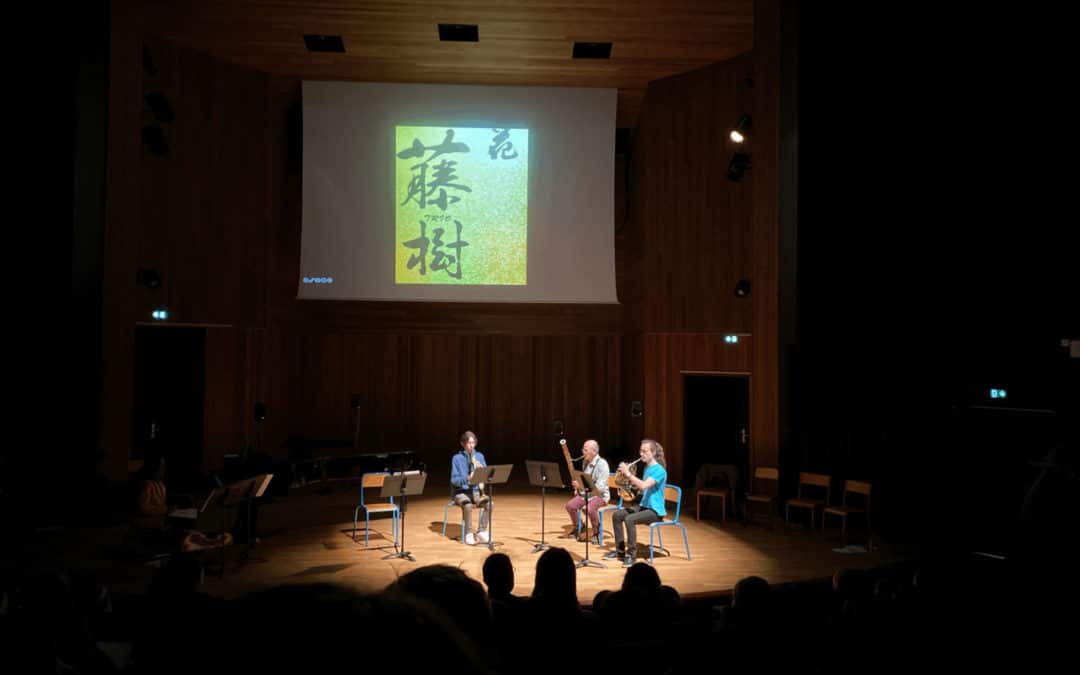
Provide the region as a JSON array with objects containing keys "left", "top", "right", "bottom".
[
  {"left": 605, "top": 439, "right": 667, "bottom": 567},
  {"left": 450, "top": 430, "right": 490, "bottom": 545}
]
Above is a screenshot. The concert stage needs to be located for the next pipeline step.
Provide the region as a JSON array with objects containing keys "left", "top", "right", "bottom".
[{"left": 197, "top": 484, "right": 897, "bottom": 602}]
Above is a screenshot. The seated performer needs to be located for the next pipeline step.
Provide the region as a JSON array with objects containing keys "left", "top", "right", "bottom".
[
  {"left": 604, "top": 439, "right": 668, "bottom": 567},
  {"left": 563, "top": 439, "right": 610, "bottom": 542},
  {"left": 450, "top": 430, "right": 490, "bottom": 545}
]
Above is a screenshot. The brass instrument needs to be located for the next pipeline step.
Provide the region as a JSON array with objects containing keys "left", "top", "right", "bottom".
[{"left": 615, "top": 458, "right": 643, "bottom": 503}]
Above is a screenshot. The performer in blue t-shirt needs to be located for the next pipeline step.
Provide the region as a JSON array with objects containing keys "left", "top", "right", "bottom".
[{"left": 605, "top": 439, "right": 668, "bottom": 567}]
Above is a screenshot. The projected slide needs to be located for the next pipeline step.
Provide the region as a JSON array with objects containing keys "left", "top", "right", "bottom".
[
  {"left": 395, "top": 126, "right": 529, "bottom": 285},
  {"left": 299, "top": 81, "right": 617, "bottom": 303}
]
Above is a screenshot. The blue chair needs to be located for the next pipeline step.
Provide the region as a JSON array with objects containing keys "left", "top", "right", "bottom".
[
  {"left": 443, "top": 488, "right": 493, "bottom": 543},
  {"left": 352, "top": 472, "right": 399, "bottom": 547},
  {"left": 578, "top": 475, "right": 623, "bottom": 545},
  {"left": 647, "top": 484, "right": 691, "bottom": 564},
  {"left": 442, "top": 487, "right": 465, "bottom": 543}
]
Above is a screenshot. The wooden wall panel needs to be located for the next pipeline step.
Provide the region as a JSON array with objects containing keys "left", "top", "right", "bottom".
[
  {"left": 140, "top": 37, "right": 268, "bottom": 327},
  {"left": 750, "top": 0, "right": 782, "bottom": 469},
  {"left": 203, "top": 327, "right": 244, "bottom": 468},
  {"left": 626, "top": 52, "right": 768, "bottom": 487},
  {"left": 636, "top": 56, "right": 755, "bottom": 335},
  {"left": 247, "top": 331, "right": 625, "bottom": 480}
]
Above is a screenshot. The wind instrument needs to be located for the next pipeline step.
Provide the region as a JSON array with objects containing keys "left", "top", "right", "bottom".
[{"left": 615, "top": 457, "right": 643, "bottom": 503}]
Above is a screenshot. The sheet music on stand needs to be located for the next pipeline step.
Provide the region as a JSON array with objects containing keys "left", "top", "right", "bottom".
[
  {"left": 576, "top": 471, "right": 605, "bottom": 500},
  {"left": 168, "top": 489, "right": 221, "bottom": 521},
  {"left": 525, "top": 460, "right": 565, "bottom": 553},
  {"left": 470, "top": 464, "right": 512, "bottom": 551},
  {"left": 525, "top": 460, "right": 565, "bottom": 489}
]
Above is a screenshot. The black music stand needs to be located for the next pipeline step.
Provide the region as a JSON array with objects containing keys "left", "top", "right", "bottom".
[
  {"left": 525, "top": 460, "right": 565, "bottom": 553},
  {"left": 380, "top": 471, "right": 427, "bottom": 562},
  {"left": 235, "top": 473, "right": 273, "bottom": 566},
  {"left": 574, "top": 471, "right": 606, "bottom": 569},
  {"left": 470, "top": 464, "right": 513, "bottom": 551},
  {"left": 212, "top": 478, "right": 259, "bottom": 578}
]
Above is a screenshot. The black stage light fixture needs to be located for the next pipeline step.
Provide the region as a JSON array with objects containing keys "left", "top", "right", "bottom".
[
  {"left": 136, "top": 268, "right": 161, "bottom": 289},
  {"left": 729, "top": 114, "right": 752, "bottom": 143},
  {"left": 727, "top": 152, "right": 751, "bottom": 181}
]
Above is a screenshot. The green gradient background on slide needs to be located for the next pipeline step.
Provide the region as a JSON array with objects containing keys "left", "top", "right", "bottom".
[{"left": 395, "top": 126, "right": 528, "bottom": 285}]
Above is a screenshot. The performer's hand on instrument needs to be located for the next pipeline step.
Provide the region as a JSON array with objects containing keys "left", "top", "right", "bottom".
[{"left": 571, "top": 479, "right": 580, "bottom": 490}]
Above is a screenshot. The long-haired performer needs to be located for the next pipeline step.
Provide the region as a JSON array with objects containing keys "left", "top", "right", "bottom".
[{"left": 604, "top": 439, "right": 667, "bottom": 567}]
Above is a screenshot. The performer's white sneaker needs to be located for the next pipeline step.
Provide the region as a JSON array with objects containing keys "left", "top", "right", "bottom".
[
  {"left": 465, "top": 533, "right": 476, "bottom": 545},
  {"left": 476, "top": 530, "right": 489, "bottom": 544}
]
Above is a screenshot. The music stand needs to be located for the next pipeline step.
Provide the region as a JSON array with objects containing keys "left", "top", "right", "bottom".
[
  {"left": 210, "top": 478, "right": 259, "bottom": 578},
  {"left": 470, "top": 464, "right": 513, "bottom": 551},
  {"left": 574, "top": 471, "right": 606, "bottom": 569},
  {"left": 525, "top": 460, "right": 565, "bottom": 553},
  {"left": 239, "top": 474, "right": 273, "bottom": 560},
  {"left": 380, "top": 471, "right": 427, "bottom": 562}
]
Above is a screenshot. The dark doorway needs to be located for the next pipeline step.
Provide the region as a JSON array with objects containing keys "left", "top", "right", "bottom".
[
  {"left": 133, "top": 326, "right": 206, "bottom": 490},
  {"left": 683, "top": 374, "right": 750, "bottom": 492}
]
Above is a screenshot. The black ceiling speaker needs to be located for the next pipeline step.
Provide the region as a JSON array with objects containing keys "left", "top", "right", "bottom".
[
  {"left": 142, "top": 125, "right": 169, "bottom": 158},
  {"left": 734, "top": 279, "right": 751, "bottom": 298},
  {"left": 142, "top": 46, "right": 158, "bottom": 77},
  {"left": 631, "top": 400, "right": 643, "bottom": 418},
  {"left": 553, "top": 418, "right": 565, "bottom": 436},
  {"left": 136, "top": 268, "right": 161, "bottom": 289},
  {"left": 144, "top": 91, "right": 175, "bottom": 123}
]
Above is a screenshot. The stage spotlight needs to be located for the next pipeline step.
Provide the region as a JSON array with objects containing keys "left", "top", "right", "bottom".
[{"left": 729, "top": 114, "right": 752, "bottom": 143}]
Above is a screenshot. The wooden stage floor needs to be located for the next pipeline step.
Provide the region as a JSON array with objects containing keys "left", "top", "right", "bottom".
[{"left": 197, "top": 484, "right": 897, "bottom": 603}]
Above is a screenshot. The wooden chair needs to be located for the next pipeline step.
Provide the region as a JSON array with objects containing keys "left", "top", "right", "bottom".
[
  {"left": 823, "top": 480, "right": 871, "bottom": 546},
  {"left": 785, "top": 472, "right": 832, "bottom": 529},
  {"left": 743, "top": 467, "right": 779, "bottom": 527},
  {"left": 695, "top": 463, "right": 737, "bottom": 523},
  {"left": 352, "top": 472, "right": 400, "bottom": 546}
]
